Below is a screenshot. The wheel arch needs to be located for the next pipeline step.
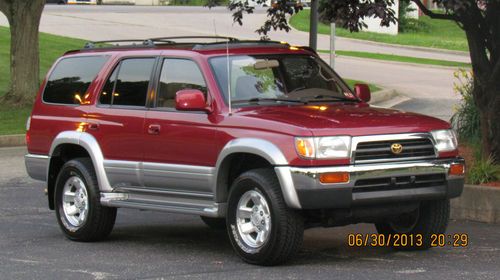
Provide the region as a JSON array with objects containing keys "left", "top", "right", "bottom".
[
  {"left": 214, "top": 138, "right": 301, "bottom": 209},
  {"left": 47, "top": 131, "right": 111, "bottom": 209}
]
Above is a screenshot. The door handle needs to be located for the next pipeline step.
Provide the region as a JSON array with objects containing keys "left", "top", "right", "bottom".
[
  {"left": 87, "top": 122, "right": 99, "bottom": 131},
  {"left": 148, "top": 124, "right": 161, "bottom": 135}
]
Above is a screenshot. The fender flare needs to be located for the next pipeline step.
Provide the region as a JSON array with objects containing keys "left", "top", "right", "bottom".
[
  {"left": 214, "top": 138, "right": 301, "bottom": 209},
  {"left": 49, "top": 131, "right": 112, "bottom": 192}
]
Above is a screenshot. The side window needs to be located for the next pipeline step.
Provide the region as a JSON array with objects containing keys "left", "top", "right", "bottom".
[
  {"left": 99, "top": 67, "right": 117, "bottom": 105},
  {"left": 99, "top": 58, "right": 155, "bottom": 107},
  {"left": 43, "top": 56, "right": 108, "bottom": 104},
  {"left": 156, "top": 59, "right": 207, "bottom": 109}
]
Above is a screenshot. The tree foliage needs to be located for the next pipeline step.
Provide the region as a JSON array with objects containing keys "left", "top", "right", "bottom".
[{"left": 207, "top": 0, "right": 500, "bottom": 162}]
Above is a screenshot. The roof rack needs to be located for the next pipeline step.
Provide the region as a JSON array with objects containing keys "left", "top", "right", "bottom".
[
  {"left": 83, "top": 39, "right": 155, "bottom": 49},
  {"left": 83, "top": 36, "right": 239, "bottom": 49}
]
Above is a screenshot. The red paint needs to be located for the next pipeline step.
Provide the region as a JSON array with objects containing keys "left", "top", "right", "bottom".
[
  {"left": 175, "top": 89, "right": 209, "bottom": 112},
  {"left": 26, "top": 44, "right": 459, "bottom": 167},
  {"left": 354, "top": 84, "right": 371, "bottom": 103}
]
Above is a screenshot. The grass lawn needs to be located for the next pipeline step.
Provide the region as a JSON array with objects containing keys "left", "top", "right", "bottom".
[
  {"left": 0, "top": 26, "right": 87, "bottom": 135},
  {"left": 0, "top": 26, "right": 379, "bottom": 135},
  {"left": 318, "top": 50, "right": 471, "bottom": 68},
  {"left": 290, "top": 9, "right": 468, "bottom": 52}
]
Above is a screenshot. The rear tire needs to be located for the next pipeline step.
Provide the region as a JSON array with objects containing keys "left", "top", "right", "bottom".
[
  {"left": 200, "top": 216, "right": 226, "bottom": 230},
  {"left": 54, "top": 158, "right": 117, "bottom": 241},
  {"left": 226, "top": 169, "right": 303, "bottom": 265},
  {"left": 375, "top": 199, "right": 450, "bottom": 250}
]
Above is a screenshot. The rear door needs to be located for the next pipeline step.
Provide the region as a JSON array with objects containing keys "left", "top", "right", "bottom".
[
  {"left": 88, "top": 57, "right": 157, "bottom": 187},
  {"left": 143, "top": 57, "right": 217, "bottom": 193}
]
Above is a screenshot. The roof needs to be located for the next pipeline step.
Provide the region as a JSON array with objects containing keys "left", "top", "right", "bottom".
[{"left": 64, "top": 36, "right": 316, "bottom": 56}]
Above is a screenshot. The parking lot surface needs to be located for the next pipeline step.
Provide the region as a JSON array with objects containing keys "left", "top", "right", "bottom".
[{"left": 0, "top": 147, "right": 498, "bottom": 279}]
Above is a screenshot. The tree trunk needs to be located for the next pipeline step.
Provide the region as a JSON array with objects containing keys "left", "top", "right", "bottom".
[
  {"left": 0, "top": 0, "right": 45, "bottom": 107},
  {"left": 478, "top": 85, "right": 500, "bottom": 163}
]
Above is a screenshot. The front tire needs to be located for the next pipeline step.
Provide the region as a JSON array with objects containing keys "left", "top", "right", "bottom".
[
  {"left": 375, "top": 199, "right": 450, "bottom": 250},
  {"left": 54, "top": 158, "right": 117, "bottom": 241},
  {"left": 226, "top": 169, "right": 303, "bottom": 265}
]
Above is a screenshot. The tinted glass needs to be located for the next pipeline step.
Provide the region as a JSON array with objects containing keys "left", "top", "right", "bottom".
[
  {"left": 210, "top": 55, "right": 351, "bottom": 105},
  {"left": 112, "top": 58, "right": 155, "bottom": 107},
  {"left": 43, "top": 56, "right": 108, "bottom": 104},
  {"left": 99, "top": 67, "right": 118, "bottom": 105},
  {"left": 156, "top": 59, "right": 207, "bottom": 108}
]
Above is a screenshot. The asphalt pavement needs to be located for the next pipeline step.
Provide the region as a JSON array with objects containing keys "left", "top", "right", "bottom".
[{"left": 1, "top": 147, "right": 499, "bottom": 279}]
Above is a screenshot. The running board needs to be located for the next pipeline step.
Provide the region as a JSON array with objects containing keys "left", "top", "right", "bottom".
[{"left": 100, "top": 191, "right": 226, "bottom": 217}]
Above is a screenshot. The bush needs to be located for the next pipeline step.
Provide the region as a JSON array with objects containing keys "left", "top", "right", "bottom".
[
  {"left": 399, "top": 18, "right": 429, "bottom": 33},
  {"left": 467, "top": 156, "right": 500, "bottom": 185},
  {"left": 451, "top": 69, "right": 481, "bottom": 141},
  {"left": 398, "top": 0, "right": 429, "bottom": 33}
]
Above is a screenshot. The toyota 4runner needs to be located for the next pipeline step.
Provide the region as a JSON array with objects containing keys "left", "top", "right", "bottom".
[{"left": 25, "top": 37, "right": 465, "bottom": 265}]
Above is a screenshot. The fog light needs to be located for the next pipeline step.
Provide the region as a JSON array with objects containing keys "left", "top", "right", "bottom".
[
  {"left": 319, "top": 172, "right": 350, "bottom": 184},
  {"left": 449, "top": 163, "right": 465, "bottom": 176}
]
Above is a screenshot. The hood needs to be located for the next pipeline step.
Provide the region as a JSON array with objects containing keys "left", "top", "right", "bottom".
[{"left": 234, "top": 103, "right": 451, "bottom": 136}]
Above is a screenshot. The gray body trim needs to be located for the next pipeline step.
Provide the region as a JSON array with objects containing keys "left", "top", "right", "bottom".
[
  {"left": 142, "top": 162, "right": 214, "bottom": 193},
  {"left": 215, "top": 138, "right": 288, "bottom": 167},
  {"left": 49, "top": 131, "right": 112, "bottom": 192},
  {"left": 25, "top": 154, "right": 49, "bottom": 181},
  {"left": 214, "top": 138, "right": 302, "bottom": 209}
]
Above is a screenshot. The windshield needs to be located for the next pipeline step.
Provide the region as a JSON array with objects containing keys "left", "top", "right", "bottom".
[{"left": 209, "top": 54, "right": 356, "bottom": 105}]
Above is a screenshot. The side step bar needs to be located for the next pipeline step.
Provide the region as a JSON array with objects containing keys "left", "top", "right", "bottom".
[{"left": 100, "top": 190, "right": 226, "bottom": 217}]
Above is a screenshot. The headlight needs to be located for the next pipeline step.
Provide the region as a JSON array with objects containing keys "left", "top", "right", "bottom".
[
  {"left": 295, "top": 136, "right": 351, "bottom": 159},
  {"left": 431, "top": 129, "right": 458, "bottom": 152}
]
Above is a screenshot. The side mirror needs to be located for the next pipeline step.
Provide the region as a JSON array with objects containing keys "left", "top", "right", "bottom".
[
  {"left": 175, "top": 89, "right": 208, "bottom": 111},
  {"left": 354, "top": 84, "right": 371, "bottom": 103}
]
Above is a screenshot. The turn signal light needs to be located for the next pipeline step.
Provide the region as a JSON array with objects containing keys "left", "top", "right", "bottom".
[
  {"left": 319, "top": 172, "right": 350, "bottom": 184},
  {"left": 296, "top": 138, "right": 315, "bottom": 158},
  {"left": 449, "top": 163, "right": 465, "bottom": 176}
]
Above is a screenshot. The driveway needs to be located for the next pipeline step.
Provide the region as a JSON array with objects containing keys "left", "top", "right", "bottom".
[{"left": 1, "top": 147, "right": 499, "bottom": 279}]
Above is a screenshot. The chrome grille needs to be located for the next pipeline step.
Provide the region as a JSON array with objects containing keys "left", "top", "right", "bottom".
[{"left": 354, "top": 138, "right": 436, "bottom": 163}]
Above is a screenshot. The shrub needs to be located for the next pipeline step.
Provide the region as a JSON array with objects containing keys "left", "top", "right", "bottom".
[
  {"left": 451, "top": 69, "right": 481, "bottom": 142},
  {"left": 467, "top": 156, "right": 500, "bottom": 185},
  {"left": 398, "top": 0, "right": 429, "bottom": 33}
]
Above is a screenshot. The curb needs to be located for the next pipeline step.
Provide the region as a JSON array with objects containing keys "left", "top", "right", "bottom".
[
  {"left": 369, "top": 89, "right": 411, "bottom": 108},
  {"left": 369, "top": 88, "right": 397, "bottom": 104},
  {"left": 337, "top": 37, "right": 470, "bottom": 57},
  {"left": 334, "top": 55, "right": 471, "bottom": 70},
  {"left": 0, "top": 134, "right": 26, "bottom": 148},
  {"left": 451, "top": 184, "right": 500, "bottom": 224}
]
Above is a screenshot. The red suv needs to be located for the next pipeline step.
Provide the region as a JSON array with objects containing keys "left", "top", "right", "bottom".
[{"left": 25, "top": 37, "right": 465, "bottom": 265}]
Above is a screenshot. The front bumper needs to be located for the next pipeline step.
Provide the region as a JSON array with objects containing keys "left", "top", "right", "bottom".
[{"left": 275, "top": 158, "right": 465, "bottom": 209}]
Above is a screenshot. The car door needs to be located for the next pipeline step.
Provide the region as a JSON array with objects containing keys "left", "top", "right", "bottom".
[
  {"left": 143, "top": 57, "right": 217, "bottom": 193},
  {"left": 88, "top": 57, "right": 157, "bottom": 188}
]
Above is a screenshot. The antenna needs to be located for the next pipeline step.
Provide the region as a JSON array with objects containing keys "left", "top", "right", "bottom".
[
  {"left": 226, "top": 40, "right": 232, "bottom": 115},
  {"left": 213, "top": 19, "right": 218, "bottom": 38}
]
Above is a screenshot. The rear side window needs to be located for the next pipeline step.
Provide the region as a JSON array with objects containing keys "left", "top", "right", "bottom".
[
  {"left": 43, "top": 56, "right": 108, "bottom": 104},
  {"left": 99, "top": 58, "right": 156, "bottom": 107}
]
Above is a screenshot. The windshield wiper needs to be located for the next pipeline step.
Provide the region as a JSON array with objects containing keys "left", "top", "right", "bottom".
[
  {"left": 300, "top": 95, "right": 358, "bottom": 103},
  {"left": 232, "top": 98, "right": 306, "bottom": 105}
]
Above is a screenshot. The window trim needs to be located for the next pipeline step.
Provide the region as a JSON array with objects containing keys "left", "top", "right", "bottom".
[
  {"left": 41, "top": 54, "right": 110, "bottom": 106},
  {"left": 150, "top": 57, "right": 210, "bottom": 113},
  {"left": 96, "top": 56, "right": 159, "bottom": 109}
]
